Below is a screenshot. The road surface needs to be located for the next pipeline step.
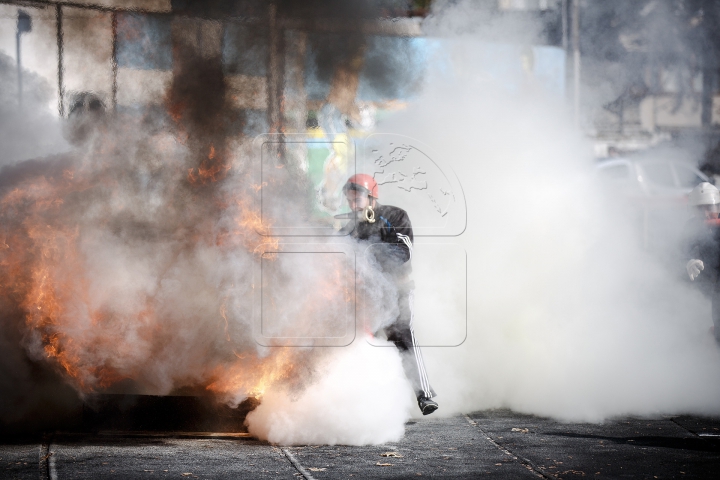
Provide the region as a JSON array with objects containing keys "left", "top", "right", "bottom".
[{"left": 3, "top": 409, "right": 720, "bottom": 479}]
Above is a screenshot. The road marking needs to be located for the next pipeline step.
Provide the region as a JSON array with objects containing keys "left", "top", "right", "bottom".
[
  {"left": 281, "top": 447, "right": 316, "bottom": 480},
  {"left": 463, "top": 414, "right": 550, "bottom": 479}
]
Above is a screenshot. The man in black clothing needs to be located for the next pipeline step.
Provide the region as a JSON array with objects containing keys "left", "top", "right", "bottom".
[
  {"left": 685, "top": 182, "right": 720, "bottom": 344},
  {"left": 339, "top": 173, "right": 438, "bottom": 415}
]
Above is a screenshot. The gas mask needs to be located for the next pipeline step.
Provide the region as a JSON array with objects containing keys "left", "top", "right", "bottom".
[
  {"left": 362, "top": 205, "right": 375, "bottom": 223},
  {"left": 334, "top": 205, "right": 375, "bottom": 223}
]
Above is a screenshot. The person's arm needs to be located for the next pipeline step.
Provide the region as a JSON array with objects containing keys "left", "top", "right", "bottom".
[
  {"left": 377, "top": 207, "right": 413, "bottom": 265},
  {"left": 682, "top": 220, "right": 719, "bottom": 282}
]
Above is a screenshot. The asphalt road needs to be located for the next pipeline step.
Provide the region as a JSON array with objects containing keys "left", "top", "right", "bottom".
[{"left": 3, "top": 409, "right": 720, "bottom": 479}]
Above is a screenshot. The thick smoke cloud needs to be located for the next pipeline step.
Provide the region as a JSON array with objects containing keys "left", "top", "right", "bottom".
[
  {"left": 246, "top": 339, "right": 413, "bottom": 445},
  {"left": 4, "top": 0, "right": 720, "bottom": 443},
  {"left": 381, "top": 0, "right": 720, "bottom": 422},
  {"left": 0, "top": 0, "right": 416, "bottom": 440},
  {"left": 0, "top": 52, "right": 69, "bottom": 167},
  {"left": 0, "top": 49, "right": 76, "bottom": 433}
]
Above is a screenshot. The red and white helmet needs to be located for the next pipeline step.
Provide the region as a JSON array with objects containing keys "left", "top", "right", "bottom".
[{"left": 343, "top": 173, "right": 379, "bottom": 199}]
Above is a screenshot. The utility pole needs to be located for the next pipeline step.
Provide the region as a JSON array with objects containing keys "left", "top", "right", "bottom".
[
  {"left": 571, "top": 0, "right": 580, "bottom": 127},
  {"left": 56, "top": 4, "right": 65, "bottom": 117},
  {"left": 561, "top": 0, "right": 568, "bottom": 52},
  {"left": 267, "top": 2, "right": 283, "bottom": 134},
  {"left": 112, "top": 12, "right": 118, "bottom": 112},
  {"left": 16, "top": 10, "right": 32, "bottom": 107}
]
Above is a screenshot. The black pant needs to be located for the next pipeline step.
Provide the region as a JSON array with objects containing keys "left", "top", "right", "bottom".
[
  {"left": 712, "top": 284, "right": 720, "bottom": 343},
  {"left": 383, "top": 289, "right": 436, "bottom": 399}
]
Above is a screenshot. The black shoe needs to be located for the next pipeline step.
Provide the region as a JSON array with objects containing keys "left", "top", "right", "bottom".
[{"left": 418, "top": 396, "right": 438, "bottom": 415}]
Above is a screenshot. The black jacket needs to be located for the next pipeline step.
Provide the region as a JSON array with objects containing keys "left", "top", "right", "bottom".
[
  {"left": 684, "top": 217, "right": 720, "bottom": 289},
  {"left": 341, "top": 203, "right": 414, "bottom": 281}
]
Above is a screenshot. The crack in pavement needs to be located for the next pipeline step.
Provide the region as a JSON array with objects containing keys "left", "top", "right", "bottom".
[
  {"left": 281, "top": 447, "right": 316, "bottom": 480},
  {"left": 463, "top": 413, "right": 551, "bottom": 479},
  {"left": 38, "top": 442, "right": 49, "bottom": 480},
  {"left": 670, "top": 417, "right": 703, "bottom": 438},
  {"left": 38, "top": 437, "right": 56, "bottom": 480}
]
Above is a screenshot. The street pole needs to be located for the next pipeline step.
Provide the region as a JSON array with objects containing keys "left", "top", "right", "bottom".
[
  {"left": 561, "top": 0, "right": 568, "bottom": 52},
  {"left": 16, "top": 29, "right": 21, "bottom": 107},
  {"left": 16, "top": 10, "right": 32, "bottom": 107},
  {"left": 56, "top": 4, "right": 65, "bottom": 117},
  {"left": 571, "top": 0, "right": 580, "bottom": 127},
  {"left": 268, "top": 2, "right": 281, "bottom": 134},
  {"left": 112, "top": 11, "right": 118, "bottom": 112}
]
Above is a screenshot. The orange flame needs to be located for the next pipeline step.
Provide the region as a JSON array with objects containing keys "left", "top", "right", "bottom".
[
  {"left": 0, "top": 134, "right": 299, "bottom": 403},
  {"left": 206, "top": 348, "right": 296, "bottom": 399},
  {"left": 187, "top": 144, "right": 231, "bottom": 184}
]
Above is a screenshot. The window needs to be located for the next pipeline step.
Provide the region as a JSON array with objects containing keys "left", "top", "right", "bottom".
[
  {"left": 116, "top": 13, "right": 172, "bottom": 70},
  {"left": 598, "top": 164, "right": 629, "bottom": 180}
]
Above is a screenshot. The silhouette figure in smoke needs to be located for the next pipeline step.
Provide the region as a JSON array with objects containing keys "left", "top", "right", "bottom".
[
  {"left": 684, "top": 182, "right": 720, "bottom": 344},
  {"left": 62, "top": 92, "right": 108, "bottom": 146},
  {"left": 339, "top": 173, "right": 438, "bottom": 415}
]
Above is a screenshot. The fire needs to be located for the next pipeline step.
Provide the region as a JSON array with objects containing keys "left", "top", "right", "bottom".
[
  {"left": 1, "top": 176, "right": 91, "bottom": 390},
  {"left": 187, "top": 144, "right": 232, "bottom": 184},
  {"left": 0, "top": 8, "right": 366, "bottom": 409},
  {"left": 0, "top": 135, "right": 306, "bottom": 407},
  {"left": 230, "top": 192, "right": 280, "bottom": 254},
  {"left": 206, "top": 348, "right": 297, "bottom": 400}
]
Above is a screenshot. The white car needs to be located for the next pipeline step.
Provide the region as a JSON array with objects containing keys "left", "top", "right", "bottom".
[
  {"left": 595, "top": 157, "right": 710, "bottom": 201},
  {"left": 595, "top": 157, "right": 711, "bottom": 250}
]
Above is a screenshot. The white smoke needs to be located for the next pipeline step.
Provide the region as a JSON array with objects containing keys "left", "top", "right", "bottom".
[
  {"left": 238, "top": 0, "right": 720, "bottom": 442},
  {"left": 4, "top": 0, "right": 720, "bottom": 441},
  {"left": 0, "top": 51, "right": 69, "bottom": 167},
  {"left": 246, "top": 336, "right": 413, "bottom": 446},
  {"left": 368, "top": 0, "right": 720, "bottom": 422}
]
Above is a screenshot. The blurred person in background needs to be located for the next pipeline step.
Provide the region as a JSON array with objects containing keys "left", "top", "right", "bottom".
[
  {"left": 62, "top": 92, "right": 107, "bottom": 146},
  {"left": 684, "top": 182, "right": 720, "bottom": 344},
  {"left": 339, "top": 173, "right": 438, "bottom": 415}
]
